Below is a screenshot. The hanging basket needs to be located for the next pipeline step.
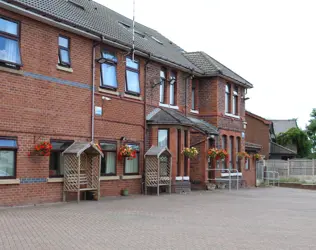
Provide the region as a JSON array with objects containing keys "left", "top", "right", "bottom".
[
  {"left": 27, "top": 141, "right": 52, "bottom": 157},
  {"left": 182, "top": 147, "right": 199, "bottom": 159},
  {"left": 216, "top": 149, "right": 229, "bottom": 160},
  {"left": 207, "top": 148, "right": 218, "bottom": 159},
  {"left": 118, "top": 145, "right": 136, "bottom": 161},
  {"left": 253, "top": 153, "right": 262, "bottom": 161}
]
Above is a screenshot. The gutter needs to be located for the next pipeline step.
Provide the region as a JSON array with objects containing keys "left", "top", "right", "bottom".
[{"left": 0, "top": 1, "right": 202, "bottom": 76}]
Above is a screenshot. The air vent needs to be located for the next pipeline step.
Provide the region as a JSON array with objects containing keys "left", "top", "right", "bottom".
[{"left": 68, "top": 0, "right": 85, "bottom": 10}]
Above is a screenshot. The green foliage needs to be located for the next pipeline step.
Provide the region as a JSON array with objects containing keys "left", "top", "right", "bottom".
[
  {"left": 276, "top": 127, "right": 311, "bottom": 158},
  {"left": 279, "top": 177, "right": 300, "bottom": 183},
  {"left": 306, "top": 108, "right": 316, "bottom": 156}
]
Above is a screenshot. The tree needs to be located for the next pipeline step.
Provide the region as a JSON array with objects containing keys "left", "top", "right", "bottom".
[
  {"left": 276, "top": 127, "right": 311, "bottom": 158},
  {"left": 306, "top": 108, "right": 316, "bottom": 155}
]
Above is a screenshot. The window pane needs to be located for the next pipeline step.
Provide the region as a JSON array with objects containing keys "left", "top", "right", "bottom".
[
  {"left": 233, "top": 96, "right": 237, "bottom": 115},
  {"left": 102, "top": 52, "right": 117, "bottom": 62},
  {"left": 0, "top": 151, "right": 15, "bottom": 177},
  {"left": 158, "top": 130, "right": 168, "bottom": 147},
  {"left": 125, "top": 154, "right": 138, "bottom": 174},
  {"left": 60, "top": 48, "right": 70, "bottom": 64},
  {"left": 100, "top": 142, "right": 117, "bottom": 151},
  {"left": 191, "top": 88, "right": 195, "bottom": 110},
  {"left": 0, "top": 36, "right": 21, "bottom": 64},
  {"left": 126, "top": 70, "right": 140, "bottom": 93},
  {"left": 0, "top": 18, "right": 18, "bottom": 35},
  {"left": 160, "top": 70, "right": 165, "bottom": 78},
  {"left": 126, "top": 144, "right": 140, "bottom": 151},
  {"left": 51, "top": 141, "right": 73, "bottom": 151},
  {"left": 233, "top": 86, "right": 238, "bottom": 95},
  {"left": 49, "top": 152, "right": 64, "bottom": 176},
  {"left": 225, "top": 84, "right": 230, "bottom": 93},
  {"left": 159, "top": 81, "right": 164, "bottom": 103},
  {"left": 170, "top": 83, "right": 175, "bottom": 105},
  {"left": 0, "top": 139, "right": 17, "bottom": 147},
  {"left": 101, "top": 152, "right": 116, "bottom": 175},
  {"left": 126, "top": 57, "right": 139, "bottom": 69},
  {"left": 58, "top": 36, "right": 69, "bottom": 48},
  {"left": 101, "top": 63, "right": 117, "bottom": 88}
]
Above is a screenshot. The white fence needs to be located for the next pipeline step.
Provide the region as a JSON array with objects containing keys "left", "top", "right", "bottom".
[{"left": 264, "top": 159, "right": 316, "bottom": 181}]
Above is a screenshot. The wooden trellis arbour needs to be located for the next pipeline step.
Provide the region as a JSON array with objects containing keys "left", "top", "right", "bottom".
[
  {"left": 144, "top": 146, "right": 172, "bottom": 195},
  {"left": 62, "top": 142, "right": 104, "bottom": 203}
]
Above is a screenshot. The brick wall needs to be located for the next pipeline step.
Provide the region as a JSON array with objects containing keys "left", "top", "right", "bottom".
[{"left": 245, "top": 112, "right": 270, "bottom": 159}]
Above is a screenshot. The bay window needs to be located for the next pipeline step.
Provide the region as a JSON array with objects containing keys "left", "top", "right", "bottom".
[
  {"left": 124, "top": 144, "right": 139, "bottom": 175},
  {"left": 0, "top": 137, "right": 17, "bottom": 179},
  {"left": 125, "top": 58, "right": 140, "bottom": 95},
  {"left": 100, "top": 141, "right": 117, "bottom": 176},
  {"left": 0, "top": 17, "right": 21, "bottom": 67},
  {"left": 169, "top": 71, "right": 176, "bottom": 105},
  {"left": 100, "top": 51, "right": 118, "bottom": 89},
  {"left": 160, "top": 69, "right": 166, "bottom": 103}
]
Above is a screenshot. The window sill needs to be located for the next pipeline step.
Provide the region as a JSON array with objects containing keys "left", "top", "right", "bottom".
[
  {"left": 124, "top": 93, "right": 143, "bottom": 101},
  {"left": 100, "top": 176, "right": 120, "bottom": 181},
  {"left": 159, "top": 103, "right": 179, "bottom": 110},
  {"left": 0, "top": 179, "right": 20, "bottom": 185},
  {"left": 190, "top": 109, "right": 199, "bottom": 114},
  {"left": 98, "top": 87, "right": 120, "bottom": 96},
  {"left": 56, "top": 65, "right": 73, "bottom": 73},
  {"left": 47, "top": 177, "right": 64, "bottom": 183},
  {"left": 0, "top": 65, "right": 23, "bottom": 75},
  {"left": 121, "top": 175, "right": 142, "bottom": 180},
  {"left": 225, "top": 113, "right": 240, "bottom": 119}
]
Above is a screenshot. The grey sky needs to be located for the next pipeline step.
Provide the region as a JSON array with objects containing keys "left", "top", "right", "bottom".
[{"left": 95, "top": 0, "right": 315, "bottom": 129}]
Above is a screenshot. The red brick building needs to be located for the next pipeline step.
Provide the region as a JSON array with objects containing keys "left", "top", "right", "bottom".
[{"left": 0, "top": 0, "right": 254, "bottom": 206}]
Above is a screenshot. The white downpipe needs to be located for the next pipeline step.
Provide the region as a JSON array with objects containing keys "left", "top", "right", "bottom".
[{"left": 91, "top": 46, "right": 96, "bottom": 142}]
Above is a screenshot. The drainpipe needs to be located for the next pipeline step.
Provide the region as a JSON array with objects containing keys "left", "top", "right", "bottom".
[{"left": 91, "top": 41, "right": 99, "bottom": 142}]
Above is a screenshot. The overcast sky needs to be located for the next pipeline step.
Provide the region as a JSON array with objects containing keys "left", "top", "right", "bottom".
[{"left": 95, "top": 0, "right": 315, "bottom": 129}]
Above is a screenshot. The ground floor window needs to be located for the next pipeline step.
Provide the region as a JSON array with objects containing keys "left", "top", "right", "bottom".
[
  {"left": 49, "top": 140, "right": 74, "bottom": 177},
  {"left": 158, "top": 129, "right": 169, "bottom": 147},
  {"left": 100, "top": 141, "right": 117, "bottom": 176},
  {"left": 0, "top": 137, "right": 17, "bottom": 178},
  {"left": 124, "top": 144, "right": 140, "bottom": 175}
]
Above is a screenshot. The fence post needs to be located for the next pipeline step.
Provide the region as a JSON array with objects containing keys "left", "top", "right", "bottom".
[{"left": 287, "top": 159, "right": 290, "bottom": 178}]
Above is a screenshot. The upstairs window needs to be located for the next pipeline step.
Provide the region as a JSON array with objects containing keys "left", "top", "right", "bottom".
[
  {"left": 233, "top": 86, "right": 238, "bottom": 115},
  {"left": 225, "top": 84, "right": 231, "bottom": 113},
  {"left": 124, "top": 144, "right": 140, "bottom": 175},
  {"left": 158, "top": 129, "right": 169, "bottom": 148},
  {"left": 58, "top": 35, "right": 71, "bottom": 67},
  {"left": 49, "top": 140, "right": 74, "bottom": 177},
  {"left": 0, "top": 137, "right": 17, "bottom": 179},
  {"left": 160, "top": 69, "right": 166, "bottom": 103},
  {"left": 169, "top": 71, "right": 176, "bottom": 105},
  {"left": 0, "top": 17, "right": 21, "bottom": 67},
  {"left": 100, "top": 51, "right": 118, "bottom": 89},
  {"left": 125, "top": 57, "right": 140, "bottom": 95},
  {"left": 100, "top": 141, "right": 117, "bottom": 176},
  {"left": 191, "top": 82, "right": 196, "bottom": 110}
]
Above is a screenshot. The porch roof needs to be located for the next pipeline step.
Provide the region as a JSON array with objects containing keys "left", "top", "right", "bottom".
[
  {"left": 187, "top": 117, "right": 219, "bottom": 135},
  {"left": 144, "top": 146, "right": 171, "bottom": 158},
  {"left": 270, "top": 142, "right": 297, "bottom": 155},
  {"left": 245, "top": 142, "right": 262, "bottom": 150},
  {"left": 62, "top": 141, "right": 104, "bottom": 157}
]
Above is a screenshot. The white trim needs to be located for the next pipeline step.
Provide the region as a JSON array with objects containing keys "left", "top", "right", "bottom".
[
  {"left": 121, "top": 175, "right": 142, "bottom": 180},
  {"left": 99, "top": 176, "right": 120, "bottom": 181},
  {"left": 175, "top": 176, "right": 183, "bottom": 181},
  {"left": 183, "top": 176, "right": 190, "bottom": 181},
  {"left": 221, "top": 173, "right": 242, "bottom": 177},
  {"left": 225, "top": 113, "right": 240, "bottom": 119},
  {"left": 56, "top": 65, "right": 73, "bottom": 73},
  {"left": 0, "top": 179, "right": 20, "bottom": 185},
  {"left": 124, "top": 93, "right": 143, "bottom": 101},
  {"left": 190, "top": 109, "right": 199, "bottom": 114},
  {"left": 98, "top": 88, "right": 120, "bottom": 96},
  {"left": 159, "top": 103, "right": 179, "bottom": 110},
  {"left": 47, "top": 178, "right": 64, "bottom": 183}
]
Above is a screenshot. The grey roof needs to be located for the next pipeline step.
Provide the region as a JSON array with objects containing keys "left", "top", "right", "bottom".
[
  {"left": 147, "top": 108, "right": 195, "bottom": 126},
  {"left": 270, "top": 119, "right": 298, "bottom": 135},
  {"left": 187, "top": 117, "right": 219, "bottom": 135},
  {"left": 62, "top": 141, "right": 104, "bottom": 157},
  {"left": 8, "top": 0, "right": 202, "bottom": 73},
  {"left": 144, "top": 146, "right": 171, "bottom": 157},
  {"left": 184, "top": 51, "right": 253, "bottom": 88},
  {"left": 270, "top": 142, "right": 296, "bottom": 155}
]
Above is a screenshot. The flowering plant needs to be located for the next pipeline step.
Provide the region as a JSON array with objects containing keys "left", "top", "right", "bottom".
[
  {"left": 118, "top": 145, "right": 136, "bottom": 160},
  {"left": 28, "top": 141, "right": 52, "bottom": 156},
  {"left": 237, "top": 151, "right": 250, "bottom": 159},
  {"left": 253, "top": 153, "right": 262, "bottom": 160},
  {"left": 182, "top": 147, "right": 199, "bottom": 159},
  {"left": 216, "top": 149, "right": 229, "bottom": 160},
  {"left": 208, "top": 148, "right": 218, "bottom": 159}
]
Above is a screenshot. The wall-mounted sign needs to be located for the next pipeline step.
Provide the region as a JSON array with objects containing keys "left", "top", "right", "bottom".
[{"left": 95, "top": 106, "right": 102, "bottom": 116}]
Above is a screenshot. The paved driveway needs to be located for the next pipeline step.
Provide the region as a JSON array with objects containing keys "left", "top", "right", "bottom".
[{"left": 1, "top": 188, "right": 316, "bottom": 250}]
